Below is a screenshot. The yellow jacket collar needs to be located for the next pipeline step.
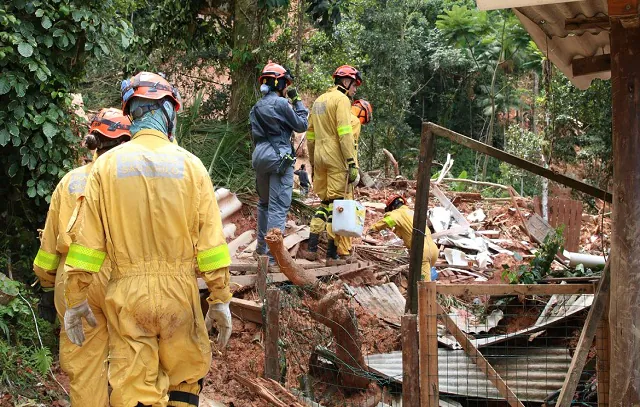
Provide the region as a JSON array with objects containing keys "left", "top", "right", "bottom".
[{"left": 132, "top": 129, "right": 170, "bottom": 141}]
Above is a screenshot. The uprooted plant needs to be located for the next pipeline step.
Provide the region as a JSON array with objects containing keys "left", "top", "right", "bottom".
[{"left": 502, "top": 226, "right": 564, "bottom": 284}]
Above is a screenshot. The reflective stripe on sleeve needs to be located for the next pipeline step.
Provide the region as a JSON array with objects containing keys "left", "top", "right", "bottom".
[
  {"left": 33, "top": 249, "right": 60, "bottom": 271},
  {"left": 66, "top": 243, "right": 106, "bottom": 273},
  {"left": 337, "top": 125, "right": 351, "bottom": 137},
  {"left": 197, "top": 244, "right": 232, "bottom": 272},
  {"left": 384, "top": 217, "right": 396, "bottom": 228},
  {"left": 306, "top": 131, "right": 315, "bottom": 141}
]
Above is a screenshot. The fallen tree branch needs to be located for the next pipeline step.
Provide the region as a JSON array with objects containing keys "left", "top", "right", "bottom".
[
  {"left": 382, "top": 149, "right": 400, "bottom": 177},
  {"left": 265, "top": 228, "right": 318, "bottom": 290}
]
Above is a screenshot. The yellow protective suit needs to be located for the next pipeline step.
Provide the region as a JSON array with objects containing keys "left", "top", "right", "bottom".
[
  {"left": 308, "top": 109, "right": 360, "bottom": 256},
  {"left": 33, "top": 162, "right": 110, "bottom": 407},
  {"left": 64, "top": 129, "right": 232, "bottom": 407},
  {"left": 371, "top": 205, "right": 439, "bottom": 280}
]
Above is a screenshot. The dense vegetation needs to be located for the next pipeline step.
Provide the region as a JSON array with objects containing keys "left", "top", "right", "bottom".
[{"left": 0, "top": 0, "right": 612, "bottom": 401}]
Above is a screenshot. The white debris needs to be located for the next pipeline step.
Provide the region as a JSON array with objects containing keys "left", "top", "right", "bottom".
[{"left": 467, "top": 208, "right": 486, "bottom": 223}]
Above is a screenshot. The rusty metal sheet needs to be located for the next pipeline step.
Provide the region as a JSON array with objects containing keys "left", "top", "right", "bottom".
[{"left": 345, "top": 283, "right": 406, "bottom": 326}]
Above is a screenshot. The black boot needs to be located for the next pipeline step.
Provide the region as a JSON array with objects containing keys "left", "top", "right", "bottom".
[{"left": 299, "top": 233, "right": 320, "bottom": 261}]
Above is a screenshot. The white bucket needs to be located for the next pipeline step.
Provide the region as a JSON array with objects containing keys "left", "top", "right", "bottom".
[{"left": 332, "top": 199, "right": 366, "bottom": 237}]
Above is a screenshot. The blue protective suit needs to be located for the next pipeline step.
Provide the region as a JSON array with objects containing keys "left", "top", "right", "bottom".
[{"left": 250, "top": 91, "right": 308, "bottom": 257}]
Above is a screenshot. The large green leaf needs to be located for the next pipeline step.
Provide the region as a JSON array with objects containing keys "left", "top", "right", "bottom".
[
  {"left": 0, "top": 77, "right": 10, "bottom": 95},
  {"left": 0, "top": 129, "right": 9, "bottom": 147},
  {"left": 17, "top": 42, "right": 33, "bottom": 57},
  {"left": 42, "top": 121, "right": 58, "bottom": 139}
]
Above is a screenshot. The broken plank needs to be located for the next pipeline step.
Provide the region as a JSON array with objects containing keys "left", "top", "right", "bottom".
[
  {"left": 227, "top": 262, "right": 374, "bottom": 287},
  {"left": 428, "top": 123, "right": 612, "bottom": 203},
  {"left": 401, "top": 315, "right": 420, "bottom": 407},
  {"left": 437, "top": 302, "right": 525, "bottom": 407},
  {"left": 431, "top": 184, "right": 471, "bottom": 229},
  {"left": 556, "top": 262, "right": 610, "bottom": 407},
  {"left": 229, "top": 262, "right": 319, "bottom": 273},
  {"left": 229, "top": 298, "right": 262, "bottom": 324},
  {"left": 436, "top": 284, "right": 595, "bottom": 296}
]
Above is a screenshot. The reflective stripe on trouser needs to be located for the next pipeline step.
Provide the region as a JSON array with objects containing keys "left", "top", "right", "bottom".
[
  {"left": 54, "top": 253, "right": 110, "bottom": 407},
  {"left": 105, "top": 268, "right": 212, "bottom": 407},
  {"left": 253, "top": 144, "right": 294, "bottom": 256},
  {"left": 310, "top": 205, "right": 330, "bottom": 235}
]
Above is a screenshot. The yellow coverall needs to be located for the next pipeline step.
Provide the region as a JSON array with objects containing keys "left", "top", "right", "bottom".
[
  {"left": 308, "top": 93, "right": 358, "bottom": 256},
  {"left": 33, "top": 163, "right": 110, "bottom": 407},
  {"left": 371, "top": 205, "right": 439, "bottom": 280},
  {"left": 64, "top": 129, "right": 232, "bottom": 407}
]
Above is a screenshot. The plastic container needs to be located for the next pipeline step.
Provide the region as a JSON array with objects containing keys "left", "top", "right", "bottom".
[{"left": 332, "top": 199, "right": 366, "bottom": 237}]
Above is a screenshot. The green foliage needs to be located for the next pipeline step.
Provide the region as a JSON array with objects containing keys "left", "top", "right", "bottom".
[
  {"left": 502, "top": 227, "right": 564, "bottom": 284},
  {"left": 1, "top": 0, "right": 133, "bottom": 283},
  {"left": 0, "top": 279, "right": 58, "bottom": 400}
]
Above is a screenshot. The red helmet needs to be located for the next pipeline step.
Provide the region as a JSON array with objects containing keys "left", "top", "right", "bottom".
[
  {"left": 89, "top": 108, "right": 132, "bottom": 140},
  {"left": 352, "top": 99, "right": 372, "bottom": 125},
  {"left": 121, "top": 72, "right": 181, "bottom": 115},
  {"left": 385, "top": 194, "right": 406, "bottom": 211},
  {"left": 333, "top": 65, "right": 362, "bottom": 86},
  {"left": 259, "top": 61, "right": 293, "bottom": 86}
]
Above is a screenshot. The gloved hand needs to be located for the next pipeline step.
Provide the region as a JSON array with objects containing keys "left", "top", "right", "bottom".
[
  {"left": 348, "top": 164, "right": 360, "bottom": 186},
  {"left": 205, "top": 301, "right": 232, "bottom": 348},
  {"left": 64, "top": 299, "right": 97, "bottom": 346},
  {"left": 287, "top": 87, "right": 301, "bottom": 102},
  {"left": 38, "top": 289, "right": 57, "bottom": 323}
]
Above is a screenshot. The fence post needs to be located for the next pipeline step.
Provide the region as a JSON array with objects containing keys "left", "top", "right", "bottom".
[
  {"left": 402, "top": 314, "right": 420, "bottom": 407},
  {"left": 418, "top": 282, "right": 439, "bottom": 406},
  {"left": 264, "top": 288, "right": 280, "bottom": 381},
  {"left": 257, "top": 255, "right": 269, "bottom": 301}
]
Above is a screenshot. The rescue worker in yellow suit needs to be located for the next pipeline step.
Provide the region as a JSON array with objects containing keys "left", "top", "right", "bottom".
[
  {"left": 368, "top": 195, "right": 439, "bottom": 280},
  {"left": 33, "top": 108, "right": 132, "bottom": 407},
  {"left": 300, "top": 99, "right": 372, "bottom": 262},
  {"left": 62, "top": 72, "right": 233, "bottom": 407},
  {"left": 303, "top": 66, "right": 363, "bottom": 265}
]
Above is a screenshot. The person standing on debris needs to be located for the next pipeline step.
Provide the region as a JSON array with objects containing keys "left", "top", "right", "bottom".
[
  {"left": 33, "top": 108, "right": 132, "bottom": 407},
  {"left": 367, "top": 195, "right": 439, "bottom": 281},
  {"left": 62, "top": 72, "right": 233, "bottom": 407},
  {"left": 301, "top": 93, "right": 370, "bottom": 264},
  {"left": 294, "top": 164, "right": 311, "bottom": 197},
  {"left": 250, "top": 61, "right": 309, "bottom": 261}
]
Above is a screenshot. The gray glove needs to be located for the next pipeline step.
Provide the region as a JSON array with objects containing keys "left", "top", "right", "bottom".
[
  {"left": 205, "top": 301, "right": 232, "bottom": 348},
  {"left": 64, "top": 299, "right": 97, "bottom": 346}
]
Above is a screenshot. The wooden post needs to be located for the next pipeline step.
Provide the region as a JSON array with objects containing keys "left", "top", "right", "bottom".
[
  {"left": 418, "top": 282, "right": 439, "bottom": 406},
  {"left": 257, "top": 255, "right": 269, "bottom": 301},
  {"left": 608, "top": 7, "right": 640, "bottom": 405},
  {"left": 401, "top": 314, "right": 420, "bottom": 407},
  {"left": 438, "top": 302, "right": 525, "bottom": 407},
  {"left": 264, "top": 288, "right": 280, "bottom": 381},
  {"left": 597, "top": 282, "right": 611, "bottom": 407},
  {"left": 408, "top": 124, "right": 435, "bottom": 313},
  {"left": 426, "top": 282, "right": 439, "bottom": 406},
  {"left": 556, "top": 262, "right": 610, "bottom": 407}
]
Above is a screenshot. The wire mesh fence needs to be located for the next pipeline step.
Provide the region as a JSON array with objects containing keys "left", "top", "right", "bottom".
[{"left": 407, "top": 282, "right": 608, "bottom": 407}]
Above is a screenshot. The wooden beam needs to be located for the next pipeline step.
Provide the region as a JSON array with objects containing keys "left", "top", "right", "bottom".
[
  {"left": 418, "top": 284, "right": 430, "bottom": 405},
  {"left": 438, "top": 302, "right": 525, "bottom": 407},
  {"left": 401, "top": 315, "right": 420, "bottom": 407},
  {"left": 572, "top": 54, "right": 612, "bottom": 77},
  {"left": 565, "top": 16, "right": 610, "bottom": 31},
  {"left": 436, "top": 283, "right": 595, "bottom": 296},
  {"left": 408, "top": 123, "right": 436, "bottom": 313},
  {"left": 428, "top": 123, "right": 613, "bottom": 203},
  {"left": 556, "top": 262, "right": 610, "bottom": 407},
  {"left": 229, "top": 298, "right": 263, "bottom": 324},
  {"left": 597, "top": 283, "right": 611, "bottom": 407},
  {"left": 609, "top": 15, "right": 640, "bottom": 405},
  {"left": 257, "top": 255, "right": 269, "bottom": 301},
  {"left": 426, "top": 283, "right": 439, "bottom": 407},
  {"left": 229, "top": 262, "right": 318, "bottom": 272},
  {"left": 264, "top": 289, "right": 281, "bottom": 381}
]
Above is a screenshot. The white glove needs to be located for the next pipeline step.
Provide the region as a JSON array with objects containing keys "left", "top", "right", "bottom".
[
  {"left": 350, "top": 171, "right": 361, "bottom": 187},
  {"left": 205, "top": 301, "right": 232, "bottom": 348},
  {"left": 64, "top": 299, "right": 97, "bottom": 346}
]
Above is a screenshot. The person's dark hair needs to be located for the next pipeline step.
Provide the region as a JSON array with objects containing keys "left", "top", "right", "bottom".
[
  {"left": 300, "top": 164, "right": 306, "bottom": 170},
  {"left": 84, "top": 133, "right": 99, "bottom": 150}
]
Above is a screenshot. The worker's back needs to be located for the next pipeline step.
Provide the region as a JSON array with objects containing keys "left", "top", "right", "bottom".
[
  {"left": 384, "top": 205, "right": 415, "bottom": 249},
  {"left": 310, "top": 87, "right": 353, "bottom": 171},
  {"left": 82, "top": 129, "right": 220, "bottom": 272}
]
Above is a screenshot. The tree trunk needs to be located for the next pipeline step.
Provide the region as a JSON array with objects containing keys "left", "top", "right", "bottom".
[
  {"left": 541, "top": 59, "right": 552, "bottom": 221},
  {"left": 228, "top": 0, "right": 265, "bottom": 124}
]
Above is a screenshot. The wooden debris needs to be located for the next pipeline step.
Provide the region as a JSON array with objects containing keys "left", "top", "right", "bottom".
[
  {"left": 232, "top": 374, "right": 306, "bottom": 407},
  {"left": 382, "top": 148, "right": 400, "bottom": 177},
  {"left": 229, "top": 298, "right": 262, "bottom": 324}
]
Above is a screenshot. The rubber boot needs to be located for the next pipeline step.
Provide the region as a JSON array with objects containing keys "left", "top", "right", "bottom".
[
  {"left": 299, "top": 233, "right": 320, "bottom": 261},
  {"left": 325, "top": 240, "right": 346, "bottom": 266}
]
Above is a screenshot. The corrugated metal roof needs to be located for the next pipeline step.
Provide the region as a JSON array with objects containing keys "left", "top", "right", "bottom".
[
  {"left": 511, "top": 0, "right": 610, "bottom": 89},
  {"left": 366, "top": 347, "right": 571, "bottom": 402},
  {"left": 345, "top": 283, "right": 406, "bottom": 326}
]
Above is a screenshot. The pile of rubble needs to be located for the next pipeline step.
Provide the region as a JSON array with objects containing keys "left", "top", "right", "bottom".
[{"left": 200, "top": 176, "right": 609, "bottom": 406}]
